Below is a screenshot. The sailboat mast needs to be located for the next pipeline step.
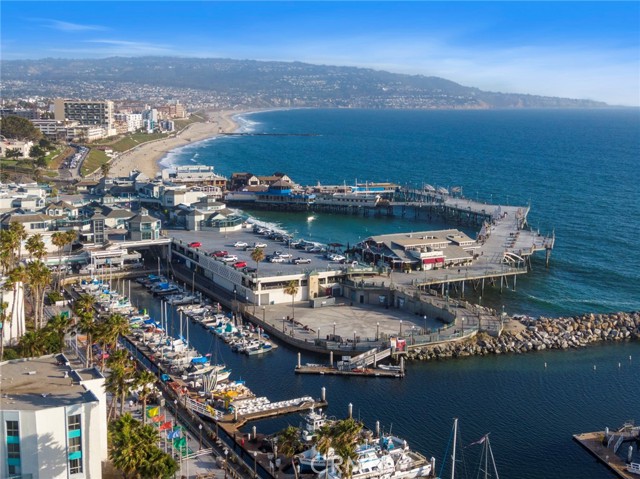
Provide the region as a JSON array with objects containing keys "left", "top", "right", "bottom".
[
  {"left": 451, "top": 418, "right": 458, "bottom": 479},
  {"left": 488, "top": 436, "right": 499, "bottom": 479},
  {"left": 485, "top": 436, "right": 488, "bottom": 479}
]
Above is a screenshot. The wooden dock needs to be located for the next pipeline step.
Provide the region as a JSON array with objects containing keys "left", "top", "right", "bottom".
[
  {"left": 573, "top": 431, "right": 636, "bottom": 479},
  {"left": 295, "top": 364, "right": 404, "bottom": 378},
  {"left": 219, "top": 399, "right": 328, "bottom": 431}
]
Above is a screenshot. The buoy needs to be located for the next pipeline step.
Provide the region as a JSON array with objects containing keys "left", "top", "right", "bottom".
[
  {"left": 544, "top": 362, "right": 547, "bottom": 368},
  {"left": 593, "top": 365, "right": 596, "bottom": 371},
  {"left": 618, "top": 363, "right": 621, "bottom": 368}
]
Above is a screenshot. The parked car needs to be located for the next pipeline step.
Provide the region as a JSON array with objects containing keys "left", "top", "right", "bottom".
[
  {"left": 234, "top": 241, "right": 248, "bottom": 248},
  {"left": 274, "top": 251, "right": 292, "bottom": 259},
  {"left": 221, "top": 255, "right": 238, "bottom": 262},
  {"left": 212, "top": 250, "right": 228, "bottom": 257},
  {"left": 293, "top": 257, "right": 311, "bottom": 264},
  {"left": 269, "top": 256, "right": 285, "bottom": 263},
  {"left": 233, "top": 261, "right": 247, "bottom": 269},
  {"left": 254, "top": 242, "right": 267, "bottom": 248},
  {"left": 188, "top": 241, "right": 202, "bottom": 248}
]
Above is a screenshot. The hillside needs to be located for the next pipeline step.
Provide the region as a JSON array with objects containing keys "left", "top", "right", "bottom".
[{"left": 1, "top": 57, "right": 607, "bottom": 109}]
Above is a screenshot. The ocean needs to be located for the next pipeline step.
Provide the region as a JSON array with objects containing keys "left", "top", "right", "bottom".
[{"left": 154, "top": 108, "right": 640, "bottom": 478}]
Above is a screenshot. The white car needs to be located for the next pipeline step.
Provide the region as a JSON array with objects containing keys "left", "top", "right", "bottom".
[
  {"left": 234, "top": 241, "right": 248, "bottom": 248},
  {"left": 221, "top": 255, "right": 238, "bottom": 262},
  {"left": 254, "top": 242, "right": 267, "bottom": 248},
  {"left": 274, "top": 251, "right": 292, "bottom": 259},
  {"left": 269, "top": 256, "right": 285, "bottom": 263}
]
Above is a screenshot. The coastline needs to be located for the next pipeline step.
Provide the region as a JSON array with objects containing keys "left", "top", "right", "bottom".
[{"left": 107, "top": 109, "right": 246, "bottom": 179}]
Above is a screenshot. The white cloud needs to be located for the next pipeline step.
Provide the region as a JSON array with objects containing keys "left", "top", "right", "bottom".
[
  {"left": 49, "top": 39, "right": 179, "bottom": 57},
  {"left": 39, "top": 19, "right": 108, "bottom": 32}
]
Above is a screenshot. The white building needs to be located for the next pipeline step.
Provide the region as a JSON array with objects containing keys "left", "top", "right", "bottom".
[
  {"left": 0, "top": 140, "right": 33, "bottom": 158},
  {"left": 54, "top": 99, "right": 114, "bottom": 131},
  {"left": 0, "top": 279, "right": 25, "bottom": 347},
  {"left": 0, "top": 354, "right": 107, "bottom": 478},
  {"left": 114, "top": 113, "right": 143, "bottom": 132}
]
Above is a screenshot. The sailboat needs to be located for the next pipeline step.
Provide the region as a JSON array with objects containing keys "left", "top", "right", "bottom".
[{"left": 440, "top": 418, "right": 500, "bottom": 479}]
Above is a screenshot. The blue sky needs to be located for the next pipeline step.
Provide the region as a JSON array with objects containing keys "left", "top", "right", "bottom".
[{"left": 2, "top": 1, "right": 639, "bottom": 106}]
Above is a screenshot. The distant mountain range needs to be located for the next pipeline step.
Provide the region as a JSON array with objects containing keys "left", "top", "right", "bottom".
[{"left": 1, "top": 56, "right": 607, "bottom": 109}]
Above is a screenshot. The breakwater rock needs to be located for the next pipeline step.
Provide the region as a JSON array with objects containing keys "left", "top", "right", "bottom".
[{"left": 405, "top": 312, "right": 640, "bottom": 361}]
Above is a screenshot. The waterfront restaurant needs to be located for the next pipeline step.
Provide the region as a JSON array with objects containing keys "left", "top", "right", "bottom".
[{"left": 357, "top": 229, "right": 477, "bottom": 271}]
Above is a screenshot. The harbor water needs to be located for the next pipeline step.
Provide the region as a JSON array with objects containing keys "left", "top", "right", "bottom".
[
  {"left": 129, "top": 284, "right": 639, "bottom": 479},
  {"left": 153, "top": 108, "right": 640, "bottom": 478}
]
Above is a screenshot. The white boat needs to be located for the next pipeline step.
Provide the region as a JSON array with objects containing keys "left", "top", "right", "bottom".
[
  {"left": 628, "top": 462, "right": 640, "bottom": 475},
  {"left": 315, "top": 192, "right": 381, "bottom": 207},
  {"left": 299, "top": 429, "right": 433, "bottom": 479},
  {"left": 244, "top": 340, "right": 278, "bottom": 356},
  {"left": 300, "top": 408, "right": 332, "bottom": 443}
]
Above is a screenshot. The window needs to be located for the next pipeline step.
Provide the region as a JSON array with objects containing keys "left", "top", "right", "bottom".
[
  {"left": 6, "top": 420, "right": 18, "bottom": 437},
  {"left": 67, "top": 414, "right": 83, "bottom": 474},
  {"left": 6, "top": 420, "right": 20, "bottom": 475},
  {"left": 7, "top": 443, "right": 20, "bottom": 459},
  {"left": 68, "top": 435, "right": 81, "bottom": 453},
  {"left": 68, "top": 414, "right": 81, "bottom": 430},
  {"left": 69, "top": 458, "right": 82, "bottom": 474}
]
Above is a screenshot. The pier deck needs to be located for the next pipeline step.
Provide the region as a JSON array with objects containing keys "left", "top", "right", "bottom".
[
  {"left": 573, "top": 431, "right": 637, "bottom": 479},
  {"left": 295, "top": 364, "right": 403, "bottom": 378},
  {"left": 220, "top": 399, "right": 328, "bottom": 431}
]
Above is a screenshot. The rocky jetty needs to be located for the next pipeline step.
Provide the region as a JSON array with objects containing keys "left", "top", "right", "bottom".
[{"left": 405, "top": 312, "right": 640, "bottom": 361}]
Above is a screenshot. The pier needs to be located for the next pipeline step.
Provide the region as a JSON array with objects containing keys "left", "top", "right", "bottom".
[{"left": 573, "top": 422, "right": 640, "bottom": 479}]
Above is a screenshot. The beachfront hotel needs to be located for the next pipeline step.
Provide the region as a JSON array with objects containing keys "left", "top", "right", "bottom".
[{"left": 0, "top": 355, "right": 107, "bottom": 479}]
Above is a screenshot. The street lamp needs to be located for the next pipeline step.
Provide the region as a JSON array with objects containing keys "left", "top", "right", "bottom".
[
  {"left": 461, "top": 317, "right": 465, "bottom": 336},
  {"left": 173, "top": 399, "right": 178, "bottom": 427},
  {"left": 282, "top": 316, "right": 286, "bottom": 333},
  {"left": 317, "top": 328, "right": 320, "bottom": 339},
  {"left": 353, "top": 331, "right": 357, "bottom": 348},
  {"left": 399, "top": 320, "right": 403, "bottom": 336},
  {"left": 376, "top": 322, "right": 380, "bottom": 341},
  {"left": 224, "top": 449, "right": 229, "bottom": 479},
  {"left": 253, "top": 451, "right": 258, "bottom": 478},
  {"left": 199, "top": 423, "right": 203, "bottom": 450},
  {"left": 333, "top": 321, "right": 336, "bottom": 336},
  {"left": 233, "top": 285, "right": 237, "bottom": 313},
  {"left": 262, "top": 306, "right": 266, "bottom": 322},
  {"left": 423, "top": 315, "right": 427, "bottom": 335}
]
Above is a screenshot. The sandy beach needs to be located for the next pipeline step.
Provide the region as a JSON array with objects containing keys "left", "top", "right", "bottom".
[{"left": 107, "top": 110, "right": 242, "bottom": 178}]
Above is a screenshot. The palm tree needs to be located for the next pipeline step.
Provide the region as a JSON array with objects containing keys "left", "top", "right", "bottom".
[
  {"left": 109, "top": 413, "right": 178, "bottom": 479},
  {"left": 25, "top": 233, "right": 46, "bottom": 261},
  {"left": 9, "top": 222, "right": 27, "bottom": 268},
  {"left": 284, "top": 280, "right": 299, "bottom": 320},
  {"left": 105, "top": 349, "right": 136, "bottom": 419},
  {"left": 103, "top": 312, "right": 131, "bottom": 350},
  {"left": 277, "top": 425, "right": 303, "bottom": 479},
  {"left": 251, "top": 247, "right": 265, "bottom": 276},
  {"left": 26, "top": 261, "right": 51, "bottom": 329},
  {"left": 18, "top": 330, "right": 46, "bottom": 357},
  {"left": 314, "top": 418, "right": 363, "bottom": 479},
  {"left": 75, "top": 294, "right": 97, "bottom": 367},
  {"left": 0, "top": 301, "right": 9, "bottom": 361},
  {"left": 51, "top": 231, "right": 70, "bottom": 289},
  {"left": 25, "top": 260, "right": 51, "bottom": 329},
  {"left": 100, "top": 162, "right": 111, "bottom": 179},
  {"left": 134, "top": 369, "right": 157, "bottom": 424},
  {"left": 45, "top": 313, "right": 70, "bottom": 353}
]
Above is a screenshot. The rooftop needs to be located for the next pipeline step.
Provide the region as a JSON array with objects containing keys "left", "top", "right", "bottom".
[{"left": 0, "top": 354, "right": 103, "bottom": 411}]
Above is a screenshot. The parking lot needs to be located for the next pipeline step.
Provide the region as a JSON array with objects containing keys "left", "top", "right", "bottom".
[{"left": 170, "top": 224, "right": 353, "bottom": 277}]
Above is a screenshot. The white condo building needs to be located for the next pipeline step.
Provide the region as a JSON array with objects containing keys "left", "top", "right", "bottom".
[{"left": 0, "top": 355, "right": 107, "bottom": 479}]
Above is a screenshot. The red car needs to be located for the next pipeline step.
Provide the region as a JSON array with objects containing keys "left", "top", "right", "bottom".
[
  {"left": 188, "top": 241, "right": 202, "bottom": 248},
  {"left": 233, "top": 261, "right": 247, "bottom": 269},
  {"left": 212, "top": 250, "right": 228, "bottom": 257}
]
